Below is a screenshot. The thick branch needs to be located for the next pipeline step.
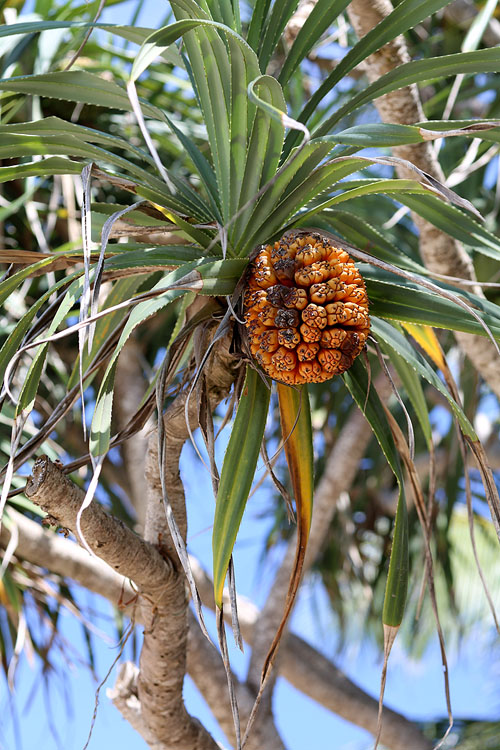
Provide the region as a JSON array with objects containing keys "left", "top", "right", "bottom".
[
  {"left": 106, "top": 662, "right": 160, "bottom": 748},
  {"left": 24, "top": 456, "right": 218, "bottom": 750},
  {"left": 137, "top": 330, "right": 240, "bottom": 750},
  {"left": 346, "top": 0, "right": 500, "bottom": 397},
  {"left": 0, "top": 506, "right": 136, "bottom": 610},
  {"left": 24, "top": 456, "right": 174, "bottom": 600},
  {"left": 0, "top": 508, "right": 278, "bottom": 747},
  {"left": 114, "top": 337, "right": 151, "bottom": 531},
  {"left": 191, "top": 560, "right": 432, "bottom": 750},
  {"left": 1, "top": 511, "right": 430, "bottom": 750}
]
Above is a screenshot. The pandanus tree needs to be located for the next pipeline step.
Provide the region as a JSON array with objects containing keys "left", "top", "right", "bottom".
[{"left": 2, "top": 0, "right": 500, "bottom": 748}]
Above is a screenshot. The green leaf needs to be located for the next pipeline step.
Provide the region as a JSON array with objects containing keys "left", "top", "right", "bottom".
[
  {"left": 177, "top": 257, "right": 247, "bottom": 294},
  {"left": 381, "top": 342, "right": 433, "bottom": 449},
  {"left": 15, "top": 344, "right": 48, "bottom": 417},
  {"left": 343, "top": 357, "right": 408, "bottom": 627},
  {"left": 228, "top": 40, "right": 259, "bottom": 219},
  {"left": 89, "top": 256, "right": 245, "bottom": 457},
  {"left": 0, "top": 130, "right": 205, "bottom": 218},
  {"left": 0, "top": 71, "right": 162, "bottom": 119},
  {"left": 257, "top": 0, "right": 298, "bottom": 72},
  {"left": 250, "top": 153, "right": 441, "bottom": 253},
  {"left": 96, "top": 167, "right": 213, "bottom": 228},
  {"left": 212, "top": 366, "right": 271, "bottom": 606},
  {"left": 231, "top": 75, "right": 286, "bottom": 246},
  {"left": 247, "top": 0, "right": 271, "bottom": 51},
  {"left": 278, "top": 0, "right": 351, "bottom": 86},
  {"left": 327, "top": 123, "right": 441, "bottom": 148},
  {"left": 327, "top": 121, "right": 500, "bottom": 148},
  {"left": 0, "top": 271, "right": 83, "bottom": 389},
  {"left": 316, "top": 47, "right": 500, "bottom": 137},
  {"left": 164, "top": 8, "right": 260, "bottom": 221},
  {"left": 90, "top": 361, "right": 118, "bottom": 457},
  {"left": 0, "top": 116, "right": 155, "bottom": 168},
  {"left": 371, "top": 317, "right": 477, "bottom": 440},
  {"left": 0, "top": 20, "right": 158, "bottom": 46},
  {"left": 104, "top": 245, "right": 206, "bottom": 269},
  {"left": 0, "top": 132, "right": 149, "bottom": 182},
  {"left": 364, "top": 266, "right": 500, "bottom": 340},
  {"left": 297, "top": 178, "right": 435, "bottom": 224},
  {"left": 67, "top": 275, "right": 147, "bottom": 391},
  {"left": 16, "top": 275, "right": 87, "bottom": 416},
  {"left": 208, "top": 0, "right": 241, "bottom": 32},
  {"left": 268, "top": 140, "right": 334, "bottom": 203},
  {"left": 235, "top": 148, "right": 364, "bottom": 254},
  {"left": 0, "top": 255, "right": 70, "bottom": 306},
  {"left": 246, "top": 75, "right": 289, "bottom": 189},
  {"left": 398, "top": 193, "right": 500, "bottom": 263},
  {"left": 383, "top": 480, "right": 409, "bottom": 628},
  {"left": 161, "top": 110, "right": 222, "bottom": 217},
  {"left": 0, "top": 157, "right": 84, "bottom": 183},
  {"left": 299, "top": 154, "right": 481, "bottom": 220},
  {"left": 314, "top": 208, "right": 427, "bottom": 273},
  {"left": 283, "top": 0, "right": 454, "bottom": 155},
  {"left": 130, "top": 18, "right": 211, "bottom": 82},
  {"left": 343, "top": 357, "right": 402, "bottom": 478},
  {"left": 416, "top": 118, "right": 500, "bottom": 145}
]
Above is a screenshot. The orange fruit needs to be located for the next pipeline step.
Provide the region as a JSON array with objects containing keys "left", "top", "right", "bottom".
[{"left": 243, "top": 231, "right": 370, "bottom": 384}]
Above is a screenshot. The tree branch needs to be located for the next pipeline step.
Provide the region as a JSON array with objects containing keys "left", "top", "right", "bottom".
[
  {"left": 24, "top": 457, "right": 174, "bottom": 601},
  {"left": 0, "top": 508, "right": 279, "bottom": 748},
  {"left": 114, "top": 337, "right": 152, "bottom": 532},
  {"left": 1, "top": 509, "right": 430, "bottom": 750},
  {"left": 23, "top": 457, "right": 219, "bottom": 750},
  {"left": 1, "top": 506, "right": 137, "bottom": 609},
  {"left": 136, "top": 327, "right": 242, "bottom": 749},
  {"left": 191, "top": 559, "right": 433, "bottom": 750},
  {"left": 107, "top": 662, "right": 162, "bottom": 748}
]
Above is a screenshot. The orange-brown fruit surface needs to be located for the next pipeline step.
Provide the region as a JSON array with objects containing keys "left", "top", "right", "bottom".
[{"left": 243, "top": 232, "right": 370, "bottom": 384}]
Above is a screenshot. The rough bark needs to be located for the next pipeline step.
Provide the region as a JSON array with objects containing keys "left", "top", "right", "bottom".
[
  {"left": 24, "top": 456, "right": 174, "bottom": 599},
  {"left": 136, "top": 329, "right": 241, "bottom": 750},
  {"left": 114, "top": 337, "right": 151, "bottom": 532},
  {"left": 0, "top": 507, "right": 280, "bottom": 748},
  {"left": 107, "top": 662, "right": 166, "bottom": 749},
  {"left": 0, "top": 506, "right": 137, "bottom": 609},
  {"left": 24, "top": 456, "right": 219, "bottom": 750},
  {"left": 346, "top": 0, "right": 500, "bottom": 398},
  {"left": 1, "top": 498, "right": 431, "bottom": 749}
]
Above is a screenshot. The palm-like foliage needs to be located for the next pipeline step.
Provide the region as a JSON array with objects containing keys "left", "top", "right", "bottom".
[{"left": 1, "top": 0, "right": 500, "bottom": 745}]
